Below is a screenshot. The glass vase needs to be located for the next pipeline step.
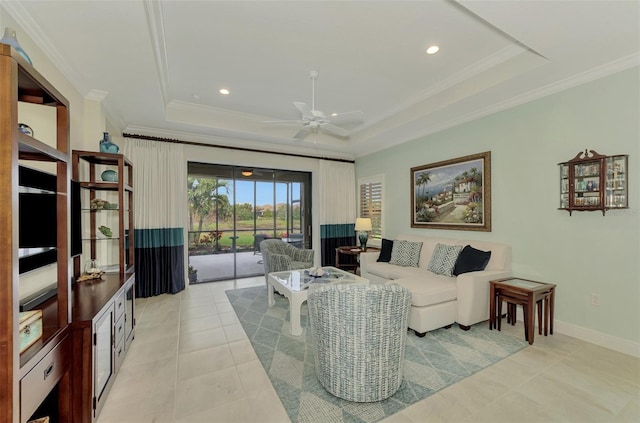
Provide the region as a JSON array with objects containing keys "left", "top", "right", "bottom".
[
  {"left": 0, "top": 27, "right": 32, "bottom": 65},
  {"left": 84, "top": 259, "right": 103, "bottom": 275}
]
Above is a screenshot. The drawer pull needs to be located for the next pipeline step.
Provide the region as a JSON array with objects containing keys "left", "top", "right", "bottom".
[
  {"left": 117, "top": 347, "right": 122, "bottom": 357},
  {"left": 44, "top": 363, "right": 54, "bottom": 380},
  {"left": 118, "top": 302, "right": 123, "bottom": 309},
  {"left": 24, "top": 325, "right": 31, "bottom": 336}
]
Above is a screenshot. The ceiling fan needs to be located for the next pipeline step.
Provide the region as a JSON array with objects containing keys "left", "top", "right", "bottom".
[{"left": 264, "top": 70, "right": 361, "bottom": 140}]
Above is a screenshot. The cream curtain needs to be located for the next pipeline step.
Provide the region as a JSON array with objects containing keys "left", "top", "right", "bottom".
[
  {"left": 123, "top": 138, "right": 186, "bottom": 297},
  {"left": 318, "top": 160, "right": 356, "bottom": 265},
  {"left": 319, "top": 160, "right": 356, "bottom": 223}
]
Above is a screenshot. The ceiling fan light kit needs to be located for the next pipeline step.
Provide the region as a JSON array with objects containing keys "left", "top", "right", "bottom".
[{"left": 265, "top": 70, "right": 361, "bottom": 140}]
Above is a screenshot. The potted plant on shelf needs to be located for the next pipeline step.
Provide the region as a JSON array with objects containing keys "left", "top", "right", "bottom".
[{"left": 188, "top": 265, "right": 198, "bottom": 283}]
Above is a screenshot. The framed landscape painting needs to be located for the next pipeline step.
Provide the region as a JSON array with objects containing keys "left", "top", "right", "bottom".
[{"left": 411, "top": 151, "right": 491, "bottom": 231}]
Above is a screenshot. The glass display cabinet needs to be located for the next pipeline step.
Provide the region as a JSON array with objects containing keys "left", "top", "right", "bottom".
[{"left": 559, "top": 149, "right": 628, "bottom": 215}]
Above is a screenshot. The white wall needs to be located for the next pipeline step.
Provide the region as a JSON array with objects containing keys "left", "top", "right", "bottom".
[{"left": 355, "top": 67, "right": 640, "bottom": 355}]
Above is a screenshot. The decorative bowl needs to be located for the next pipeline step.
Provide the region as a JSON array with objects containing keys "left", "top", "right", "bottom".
[
  {"left": 305, "top": 267, "right": 329, "bottom": 278},
  {"left": 18, "top": 123, "right": 33, "bottom": 137},
  {"left": 101, "top": 170, "right": 118, "bottom": 182}
]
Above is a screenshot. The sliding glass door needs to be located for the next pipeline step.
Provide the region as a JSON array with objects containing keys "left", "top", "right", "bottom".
[{"left": 187, "top": 163, "right": 311, "bottom": 282}]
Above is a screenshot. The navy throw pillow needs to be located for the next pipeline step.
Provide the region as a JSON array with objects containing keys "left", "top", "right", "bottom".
[
  {"left": 452, "top": 245, "right": 491, "bottom": 276},
  {"left": 376, "top": 238, "right": 394, "bottom": 262}
]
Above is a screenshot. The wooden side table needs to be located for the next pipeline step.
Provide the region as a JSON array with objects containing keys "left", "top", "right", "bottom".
[
  {"left": 335, "top": 246, "right": 380, "bottom": 273},
  {"left": 489, "top": 277, "right": 556, "bottom": 345}
]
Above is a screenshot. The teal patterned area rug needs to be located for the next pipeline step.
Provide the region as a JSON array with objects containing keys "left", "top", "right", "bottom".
[{"left": 226, "top": 286, "right": 527, "bottom": 423}]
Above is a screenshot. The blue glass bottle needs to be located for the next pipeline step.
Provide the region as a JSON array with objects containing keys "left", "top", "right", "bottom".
[{"left": 99, "top": 132, "right": 120, "bottom": 154}]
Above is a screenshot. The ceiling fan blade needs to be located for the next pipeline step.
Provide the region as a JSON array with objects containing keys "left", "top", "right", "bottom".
[
  {"left": 293, "top": 102, "right": 312, "bottom": 117},
  {"left": 261, "top": 119, "right": 303, "bottom": 124},
  {"left": 330, "top": 110, "right": 362, "bottom": 119},
  {"left": 320, "top": 123, "right": 349, "bottom": 137},
  {"left": 293, "top": 126, "right": 311, "bottom": 140}
]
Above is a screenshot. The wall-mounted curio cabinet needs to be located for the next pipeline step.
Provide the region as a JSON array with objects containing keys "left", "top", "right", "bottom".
[{"left": 559, "top": 149, "right": 629, "bottom": 215}]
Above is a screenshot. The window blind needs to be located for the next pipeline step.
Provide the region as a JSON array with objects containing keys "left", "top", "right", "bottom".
[{"left": 359, "top": 179, "right": 383, "bottom": 240}]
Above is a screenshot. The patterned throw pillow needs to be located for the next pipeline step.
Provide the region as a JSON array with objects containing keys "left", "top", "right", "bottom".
[
  {"left": 389, "top": 240, "right": 423, "bottom": 267},
  {"left": 427, "top": 243, "right": 464, "bottom": 276}
]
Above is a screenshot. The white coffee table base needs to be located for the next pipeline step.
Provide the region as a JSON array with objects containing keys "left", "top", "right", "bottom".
[
  {"left": 267, "top": 267, "right": 368, "bottom": 336},
  {"left": 267, "top": 280, "right": 306, "bottom": 336}
]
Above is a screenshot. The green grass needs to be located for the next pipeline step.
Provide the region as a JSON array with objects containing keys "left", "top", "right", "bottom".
[{"left": 191, "top": 217, "right": 301, "bottom": 248}]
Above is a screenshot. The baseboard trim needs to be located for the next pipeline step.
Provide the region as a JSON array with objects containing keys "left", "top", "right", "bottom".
[
  {"left": 554, "top": 320, "right": 640, "bottom": 358},
  {"left": 512, "top": 308, "right": 639, "bottom": 358}
]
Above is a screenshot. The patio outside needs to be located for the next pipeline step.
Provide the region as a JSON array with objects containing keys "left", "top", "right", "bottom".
[{"left": 187, "top": 174, "right": 303, "bottom": 283}]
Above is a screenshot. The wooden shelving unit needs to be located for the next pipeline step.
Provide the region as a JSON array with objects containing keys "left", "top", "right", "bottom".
[
  {"left": 71, "top": 150, "right": 135, "bottom": 422},
  {"left": 0, "top": 44, "right": 71, "bottom": 423},
  {"left": 72, "top": 151, "right": 134, "bottom": 279}
]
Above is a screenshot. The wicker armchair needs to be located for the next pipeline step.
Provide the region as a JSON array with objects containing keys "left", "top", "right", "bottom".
[
  {"left": 260, "top": 239, "right": 314, "bottom": 283},
  {"left": 307, "top": 284, "right": 411, "bottom": 402}
]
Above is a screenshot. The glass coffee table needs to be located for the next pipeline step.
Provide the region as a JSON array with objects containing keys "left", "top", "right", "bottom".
[{"left": 267, "top": 266, "right": 368, "bottom": 336}]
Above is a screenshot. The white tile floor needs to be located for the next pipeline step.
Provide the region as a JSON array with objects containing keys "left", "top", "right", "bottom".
[{"left": 98, "top": 277, "right": 640, "bottom": 423}]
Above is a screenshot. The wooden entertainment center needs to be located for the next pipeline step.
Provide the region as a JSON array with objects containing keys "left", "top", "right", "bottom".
[{"left": 0, "top": 45, "right": 135, "bottom": 422}]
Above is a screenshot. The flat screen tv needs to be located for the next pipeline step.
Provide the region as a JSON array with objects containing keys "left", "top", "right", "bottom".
[{"left": 18, "top": 166, "right": 82, "bottom": 274}]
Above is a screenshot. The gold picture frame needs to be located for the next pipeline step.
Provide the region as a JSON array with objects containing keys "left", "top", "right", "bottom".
[{"left": 411, "top": 151, "right": 491, "bottom": 231}]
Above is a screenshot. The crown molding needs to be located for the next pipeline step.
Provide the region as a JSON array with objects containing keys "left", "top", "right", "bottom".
[
  {"left": 143, "top": 0, "right": 171, "bottom": 105},
  {"left": 123, "top": 125, "right": 355, "bottom": 161},
  {"left": 85, "top": 89, "right": 108, "bottom": 102},
  {"left": 352, "top": 44, "right": 529, "bottom": 134},
  {"left": 430, "top": 52, "right": 640, "bottom": 136},
  {"left": 356, "top": 53, "right": 640, "bottom": 158},
  {"left": 3, "top": 0, "right": 89, "bottom": 95}
]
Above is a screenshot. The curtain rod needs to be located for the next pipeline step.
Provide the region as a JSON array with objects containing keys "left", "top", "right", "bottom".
[{"left": 122, "top": 132, "right": 355, "bottom": 164}]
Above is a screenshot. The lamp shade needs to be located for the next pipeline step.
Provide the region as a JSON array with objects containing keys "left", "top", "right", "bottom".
[{"left": 355, "top": 218, "right": 372, "bottom": 231}]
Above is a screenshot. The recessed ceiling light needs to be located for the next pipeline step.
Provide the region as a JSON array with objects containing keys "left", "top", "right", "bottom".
[
  {"left": 219, "top": 88, "right": 230, "bottom": 95},
  {"left": 192, "top": 93, "right": 200, "bottom": 100},
  {"left": 426, "top": 45, "right": 440, "bottom": 55}
]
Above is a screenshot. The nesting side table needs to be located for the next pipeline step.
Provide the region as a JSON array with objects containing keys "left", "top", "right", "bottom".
[{"left": 489, "top": 277, "right": 556, "bottom": 345}]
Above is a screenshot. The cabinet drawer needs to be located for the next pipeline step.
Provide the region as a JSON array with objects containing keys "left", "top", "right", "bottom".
[
  {"left": 20, "top": 335, "right": 69, "bottom": 422},
  {"left": 114, "top": 290, "right": 125, "bottom": 320},
  {"left": 115, "top": 338, "right": 126, "bottom": 371},
  {"left": 115, "top": 313, "right": 125, "bottom": 346}
]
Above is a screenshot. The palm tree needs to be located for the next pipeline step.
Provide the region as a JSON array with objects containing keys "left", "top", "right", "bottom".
[
  {"left": 415, "top": 172, "right": 432, "bottom": 199},
  {"left": 187, "top": 177, "right": 230, "bottom": 234},
  {"left": 469, "top": 167, "right": 482, "bottom": 186}
]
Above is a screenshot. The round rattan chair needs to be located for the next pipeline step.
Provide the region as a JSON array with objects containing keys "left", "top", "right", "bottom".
[{"left": 307, "top": 283, "right": 411, "bottom": 402}]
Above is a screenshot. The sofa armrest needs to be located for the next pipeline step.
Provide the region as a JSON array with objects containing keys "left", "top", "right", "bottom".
[
  {"left": 456, "top": 270, "right": 511, "bottom": 327},
  {"left": 359, "top": 251, "right": 380, "bottom": 275}
]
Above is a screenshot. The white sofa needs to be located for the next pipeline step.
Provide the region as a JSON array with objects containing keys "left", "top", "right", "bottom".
[{"left": 360, "top": 235, "right": 511, "bottom": 336}]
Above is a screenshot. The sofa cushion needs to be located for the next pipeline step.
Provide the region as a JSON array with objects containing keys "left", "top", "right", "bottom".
[
  {"left": 364, "top": 261, "right": 394, "bottom": 279},
  {"left": 364, "top": 262, "right": 424, "bottom": 280},
  {"left": 390, "top": 240, "right": 423, "bottom": 267},
  {"left": 453, "top": 245, "right": 491, "bottom": 276},
  {"left": 387, "top": 266, "right": 428, "bottom": 279},
  {"left": 391, "top": 276, "right": 457, "bottom": 307},
  {"left": 427, "top": 243, "right": 463, "bottom": 276},
  {"left": 377, "top": 238, "right": 394, "bottom": 263}
]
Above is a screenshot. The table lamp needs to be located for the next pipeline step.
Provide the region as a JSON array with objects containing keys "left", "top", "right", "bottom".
[{"left": 355, "top": 218, "right": 372, "bottom": 251}]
